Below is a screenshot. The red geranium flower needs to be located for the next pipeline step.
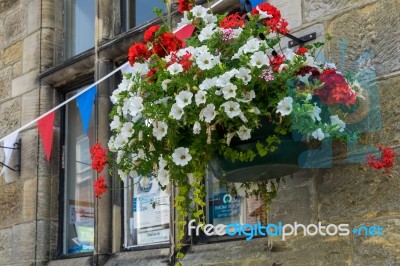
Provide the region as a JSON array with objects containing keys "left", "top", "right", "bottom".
[
  {"left": 297, "top": 66, "right": 320, "bottom": 77},
  {"left": 219, "top": 13, "right": 245, "bottom": 29},
  {"left": 90, "top": 143, "right": 107, "bottom": 173},
  {"left": 152, "top": 32, "right": 183, "bottom": 58},
  {"left": 316, "top": 70, "right": 356, "bottom": 106},
  {"left": 296, "top": 47, "right": 309, "bottom": 55},
  {"left": 178, "top": 0, "right": 194, "bottom": 13},
  {"left": 128, "top": 42, "right": 151, "bottom": 66},
  {"left": 251, "top": 3, "right": 289, "bottom": 35},
  {"left": 366, "top": 145, "right": 397, "bottom": 174},
  {"left": 94, "top": 176, "right": 108, "bottom": 199},
  {"left": 270, "top": 54, "right": 285, "bottom": 72},
  {"left": 144, "top": 25, "right": 160, "bottom": 42}
]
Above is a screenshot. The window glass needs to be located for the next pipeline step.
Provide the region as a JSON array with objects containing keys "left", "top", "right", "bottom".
[
  {"left": 63, "top": 89, "right": 96, "bottom": 254},
  {"left": 124, "top": 173, "right": 170, "bottom": 247},
  {"left": 64, "top": 0, "right": 95, "bottom": 59},
  {"left": 121, "top": 0, "right": 166, "bottom": 32},
  {"left": 207, "top": 172, "right": 265, "bottom": 232}
]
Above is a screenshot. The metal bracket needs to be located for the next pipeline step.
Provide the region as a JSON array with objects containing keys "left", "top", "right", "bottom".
[
  {"left": 0, "top": 139, "right": 21, "bottom": 172},
  {"left": 287, "top": 32, "right": 317, "bottom": 48}
]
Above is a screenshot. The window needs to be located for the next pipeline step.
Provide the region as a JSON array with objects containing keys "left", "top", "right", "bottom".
[
  {"left": 121, "top": 0, "right": 166, "bottom": 32},
  {"left": 62, "top": 88, "right": 96, "bottom": 254},
  {"left": 64, "top": 0, "right": 95, "bottom": 59}
]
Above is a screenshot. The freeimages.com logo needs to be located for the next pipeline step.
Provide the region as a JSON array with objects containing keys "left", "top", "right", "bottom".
[{"left": 188, "top": 220, "right": 383, "bottom": 241}]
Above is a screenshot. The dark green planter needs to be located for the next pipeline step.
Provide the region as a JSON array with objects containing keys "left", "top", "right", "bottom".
[{"left": 208, "top": 120, "right": 308, "bottom": 182}]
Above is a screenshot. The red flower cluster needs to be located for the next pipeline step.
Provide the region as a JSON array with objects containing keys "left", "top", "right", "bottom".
[
  {"left": 168, "top": 51, "right": 193, "bottom": 71},
  {"left": 128, "top": 42, "right": 151, "bottom": 66},
  {"left": 366, "top": 145, "right": 397, "bottom": 174},
  {"left": 251, "top": 3, "right": 289, "bottom": 35},
  {"left": 219, "top": 13, "right": 245, "bottom": 29},
  {"left": 270, "top": 54, "right": 285, "bottom": 72},
  {"left": 94, "top": 176, "right": 108, "bottom": 199},
  {"left": 178, "top": 0, "right": 194, "bottom": 13},
  {"left": 316, "top": 69, "right": 357, "bottom": 107},
  {"left": 297, "top": 66, "right": 320, "bottom": 77},
  {"left": 90, "top": 143, "right": 107, "bottom": 173},
  {"left": 152, "top": 32, "right": 184, "bottom": 58},
  {"left": 144, "top": 25, "right": 160, "bottom": 42},
  {"left": 296, "top": 47, "right": 309, "bottom": 55}
]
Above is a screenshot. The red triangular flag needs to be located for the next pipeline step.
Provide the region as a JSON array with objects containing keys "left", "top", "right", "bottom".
[
  {"left": 38, "top": 111, "right": 55, "bottom": 161},
  {"left": 174, "top": 24, "right": 196, "bottom": 46}
]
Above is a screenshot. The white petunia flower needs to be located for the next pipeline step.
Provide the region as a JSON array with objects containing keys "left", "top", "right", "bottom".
[
  {"left": 222, "top": 83, "right": 237, "bottom": 100},
  {"left": 237, "top": 125, "right": 251, "bottom": 140},
  {"left": 309, "top": 104, "right": 322, "bottom": 122},
  {"left": 249, "top": 51, "right": 269, "bottom": 68},
  {"left": 283, "top": 49, "right": 296, "bottom": 61},
  {"left": 199, "top": 77, "right": 216, "bottom": 91},
  {"left": 256, "top": 5, "right": 273, "bottom": 19},
  {"left": 276, "top": 97, "right": 293, "bottom": 116},
  {"left": 167, "top": 63, "right": 184, "bottom": 75},
  {"left": 126, "top": 96, "right": 144, "bottom": 117},
  {"left": 236, "top": 67, "right": 252, "bottom": 84},
  {"left": 216, "top": 72, "right": 234, "bottom": 88},
  {"left": 152, "top": 121, "right": 168, "bottom": 140},
  {"left": 200, "top": 104, "right": 217, "bottom": 123},
  {"left": 195, "top": 90, "right": 207, "bottom": 106},
  {"left": 110, "top": 115, "right": 122, "bottom": 130},
  {"left": 193, "top": 121, "right": 201, "bottom": 134},
  {"left": 162, "top": 79, "right": 172, "bottom": 91},
  {"left": 158, "top": 155, "right": 167, "bottom": 169},
  {"left": 243, "top": 38, "right": 261, "bottom": 54},
  {"left": 170, "top": 103, "right": 184, "bottom": 120},
  {"left": 232, "top": 28, "right": 243, "bottom": 38},
  {"left": 226, "top": 132, "right": 236, "bottom": 146},
  {"left": 311, "top": 128, "right": 325, "bottom": 140},
  {"left": 175, "top": 90, "right": 193, "bottom": 108},
  {"left": 196, "top": 52, "right": 219, "bottom": 70},
  {"left": 330, "top": 115, "right": 346, "bottom": 132},
  {"left": 177, "top": 11, "right": 193, "bottom": 28},
  {"left": 157, "top": 169, "right": 170, "bottom": 186},
  {"left": 191, "top": 5, "right": 208, "bottom": 18},
  {"left": 116, "top": 150, "right": 125, "bottom": 164},
  {"left": 172, "top": 147, "right": 192, "bottom": 166},
  {"left": 113, "top": 134, "right": 128, "bottom": 149},
  {"left": 203, "top": 14, "right": 217, "bottom": 25},
  {"left": 126, "top": 62, "right": 150, "bottom": 76},
  {"left": 221, "top": 101, "right": 242, "bottom": 118},
  {"left": 198, "top": 24, "right": 215, "bottom": 42},
  {"left": 120, "top": 122, "right": 134, "bottom": 140},
  {"left": 238, "top": 90, "right": 256, "bottom": 103}
]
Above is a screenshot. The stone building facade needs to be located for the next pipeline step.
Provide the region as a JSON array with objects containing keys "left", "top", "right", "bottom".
[{"left": 0, "top": 0, "right": 399, "bottom": 265}]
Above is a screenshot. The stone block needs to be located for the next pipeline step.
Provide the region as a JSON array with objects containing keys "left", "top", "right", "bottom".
[
  {"left": 13, "top": 61, "right": 22, "bottom": 77},
  {"left": 4, "top": 41, "right": 22, "bottom": 65},
  {"left": 4, "top": 7, "right": 27, "bottom": 47},
  {"left": 0, "top": 97, "right": 21, "bottom": 137},
  {"left": 11, "top": 69, "right": 39, "bottom": 97},
  {"left": 318, "top": 164, "right": 400, "bottom": 221},
  {"left": 36, "top": 220, "right": 50, "bottom": 261},
  {"left": 40, "top": 28, "right": 55, "bottom": 69},
  {"left": 369, "top": 75, "right": 400, "bottom": 146},
  {"left": 27, "top": 0, "right": 40, "bottom": 34},
  {"left": 11, "top": 222, "right": 35, "bottom": 262},
  {"left": 0, "top": 182, "right": 22, "bottom": 228},
  {"left": 22, "top": 32, "right": 40, "bottom": 73},
  {"left": 326, "top": 0, "right": 400, "bottom": 76},
  {"left": 22, "top": 178, "right": 37, "bottom": 222},
  {"left": 21, "top": 89, "right": 39, "bottom": 126},
  {"left": 0, "top": 66, "right": 12, "bottom": 101},
  {"left": 0, "top": 228, "right": 12, "bottom": 264},
  {"left": 352, "top": 217, "right": 400, "bottom": 265},
  {"left": 0, "top": 0, "right": 20, "bottom": 14},
  {"left": 269, "top": 0, "right": 302, "bottom": 29},
  {"left": 19, "top": 129, "right": 38, "bottom": 180}
]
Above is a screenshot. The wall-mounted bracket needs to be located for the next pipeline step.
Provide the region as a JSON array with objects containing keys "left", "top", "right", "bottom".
[
  {"left": 0, "top": 139, "right": 21, "bottom": 172},
  {"left": 287, "top": 32, "right": 317, "bottom": 48}
]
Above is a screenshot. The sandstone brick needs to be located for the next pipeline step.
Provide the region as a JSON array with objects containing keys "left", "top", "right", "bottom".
[
  {"left": 11, "top": 69, "right": 39, "bottom": 97},
  {"left": 0, "top": 182, "right": 22, "bottom": 228},
  {"left": 11, "top": 222, "right": 35, "bottom": 262},
  {"left": 22, "top": 32, "right": 39, "bottom": 73},
  {"left": 36, "top": 220, "right": 49, "bottom": 261},
  {"left": 269, "top": 0, "right": 302, "bottom": 29},
  {"left": 0, "top": 66, "right": 12, "bottom": 101},
  {"left": 19, "top": 129, "right": 38, "bottom": 180},
  {"left": 0, "top": 0, "right": 20, "bottom": 14},
  {"left": 4, "top": 7, "right": 27, "bottom": 47},
  {"left": 40, "top": 28, "right": 55, "bottom": 69},
  {"left": 22, "top": 178, "right": 37, "bottom": 222},
  {"left": 27, "top": 0, "right": 40, "bottom": 34},
  {"left": 4, "top": 41, "right": 22, "bottom": 65},
  {"left": 21, "top": 88, "right": 39, "bottom": 126},
  {"left": 352, "top": 217, "right": 400, "bottom": 265},
  {"left": 318, "top": 164, "right": 400, "bottom": 220},
  {"left": 326, "top": 0, "right": 400, "bottom": 76},
  {"left": 0, "top": 97, "right": 21, "bottom": 137},
  {"left": 12, "top": 60, "right": 22, "bottom": 77},
  {"left": 0, "top": 228, "right": 12, "bottom": 264}
]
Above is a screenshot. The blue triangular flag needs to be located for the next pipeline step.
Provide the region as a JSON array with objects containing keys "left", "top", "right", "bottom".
[
  {"left": 76, "top": 86, "right": 96, "bottom": 136},
  {"left": 241, "top": 0, "right": 264, "bottom": 12}
]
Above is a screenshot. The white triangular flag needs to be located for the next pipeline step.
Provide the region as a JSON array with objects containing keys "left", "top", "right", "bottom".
[{"left": 0, "top": 131, "right": 20, "bottom": 176}]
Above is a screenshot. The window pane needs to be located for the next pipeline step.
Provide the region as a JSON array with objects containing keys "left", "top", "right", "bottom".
[
  {"left": 64, "top": 0, "right": 95, "bottom": 58},
  {"left": 124, "top": 174, "right": 170, "bottom": 247},
  {"left": 207, "top": 172, "right": 265, "bottom": 231},
  {"left": 121, "top": 0, "right": 166, "bottom": 31},
  {"left": 63, "top": 89, "right": 96, "bottom": 254}
]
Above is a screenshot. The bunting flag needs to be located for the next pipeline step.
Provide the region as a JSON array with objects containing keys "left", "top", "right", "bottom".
[
  {"left": 0, "top": 130, "right": 20, "bottom": 176},
  {"left": 241, "top": 0, "right": 264, "bottom": 12},
  {"left": 76, "top": 86, "right": 96, "bottom": 136},
  {"left": 174, "top": 24, "right": 196, "bottom": 45},
  {"left": 38, "top": 111, "right": 55, "bottom": 161}
]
